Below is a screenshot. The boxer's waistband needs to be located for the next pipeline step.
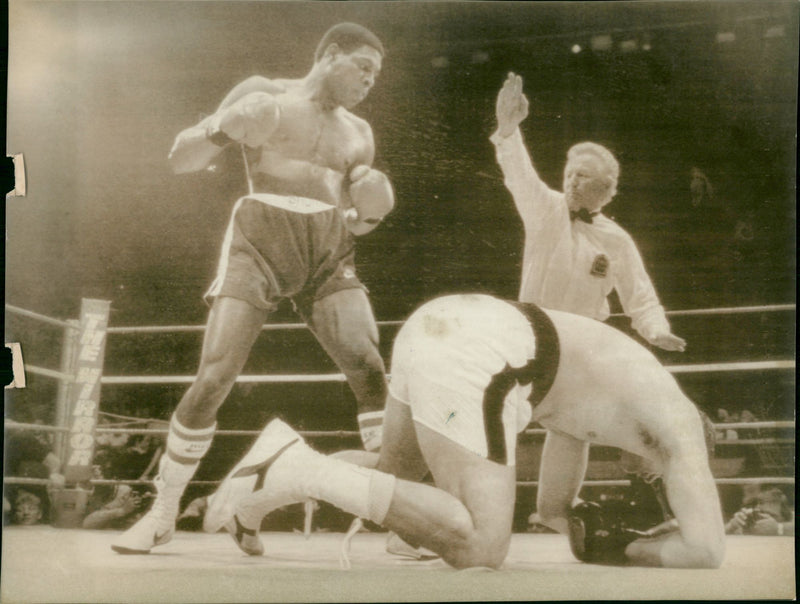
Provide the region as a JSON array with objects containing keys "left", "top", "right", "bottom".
[{"left": 240, "top": 193, "right": 336, "bottom": 215}]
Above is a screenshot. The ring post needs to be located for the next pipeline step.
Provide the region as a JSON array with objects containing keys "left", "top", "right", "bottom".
[
  {"left": 53, "top": 300, "right": 110, "bottom": 527},
  {"left": 61, "top": 299, "right": 110, "bottom": 486},
  {"left": 54, "top": 319, "right": 80, "bottom": 463}
]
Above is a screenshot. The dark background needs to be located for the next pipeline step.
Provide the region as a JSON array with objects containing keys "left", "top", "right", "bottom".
[{"left": 5, "top": 2, "right": 796, "bottom": 520}]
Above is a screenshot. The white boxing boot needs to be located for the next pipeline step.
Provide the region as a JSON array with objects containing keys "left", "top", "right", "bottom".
[
  {"left": 221, "top": 514, "right": 267, "bottom": 556},
  {"left": 203, "top": 419, "right": 304, "bottom": 534},
  {"left": 386, "top": 531, "right": 439, "bottom": 561},
  {"left": 111, "top": 456, "right": 190, "bottom": 554},
  {"left": 208, "top": 418, "right": 397, "bottom": 560},
  {"left": 204, "top": 419, "right": 309, "bottom": 555}
]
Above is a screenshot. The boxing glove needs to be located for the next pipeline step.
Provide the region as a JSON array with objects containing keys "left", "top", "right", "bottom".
[
  {"left": 206, "top": 91, "right": 279, "bottom": 149},
  {"left": 346, "top": 165, "right": 395, "bottom": 225},
  {"left": 567, "top": 501, "right": 640, "bottom": 565}
]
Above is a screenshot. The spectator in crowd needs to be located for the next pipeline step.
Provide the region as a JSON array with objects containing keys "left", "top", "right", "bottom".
[
  {"left": 4, "top": 428, "right": 63, "bottom": 483},
  {"left": 3, "top": 428, "right": 65, "bottom": 525},
  {"left": 739, "top": 409, "right": 758, "bottom": 423},
  {"left": 82, "top": 484, "right": 153, "bottom": 530},
  {"left": 715, "top": 407, "right": 760, "bottom": 442},
  {"left": 715, "top": 408, "right": 739, "bottom": 441},
  {"left": 689, "top": 167, "right": 714, "bottom": 208},
  {"left": 725, "top": 488, "right": 794, "bottom": 536},
  {"left": 82, "top": 420, "right": 166, "bottom": 530},
  {"left": 93, "top": 420, "right": 166, "bottom": 483},
  {"left": 733, "top": 210, "right": 756, "bottom": 245},
  {"left": 7, "top": 489, "right": 45, "bottom": 526}
]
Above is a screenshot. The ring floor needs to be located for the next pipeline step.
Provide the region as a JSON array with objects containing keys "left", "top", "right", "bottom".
[{"left": 1, "top": 527, "right": 795, "bottom": 602}]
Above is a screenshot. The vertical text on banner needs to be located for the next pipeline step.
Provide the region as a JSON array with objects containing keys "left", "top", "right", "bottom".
[{"left": 63, "top": 299, "right": 111, "bottom": 484}]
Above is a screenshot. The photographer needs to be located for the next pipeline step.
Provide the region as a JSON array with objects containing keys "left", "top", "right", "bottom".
[
  {"left": 82, "top": 484, "right": 153, "bottom": 530},
  {"left": 725, "top": 488, "right": 794, "bottom": 536}
]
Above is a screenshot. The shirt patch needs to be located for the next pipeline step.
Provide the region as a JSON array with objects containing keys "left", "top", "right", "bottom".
[{"left": 590, "top": 254, "right": 609, "bottom": 277}]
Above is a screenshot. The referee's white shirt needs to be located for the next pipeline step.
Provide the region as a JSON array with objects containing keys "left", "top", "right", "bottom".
[{"left": 491, "top": 127, "right": 670, "bottom": 343}]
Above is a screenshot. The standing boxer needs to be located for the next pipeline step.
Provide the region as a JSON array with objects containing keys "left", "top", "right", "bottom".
[
  {"left": 113, "top": 22, "right": 394, "bottom": 554},
  {"left": 205, "top": 294, "right": 725, "bottom": 569}
]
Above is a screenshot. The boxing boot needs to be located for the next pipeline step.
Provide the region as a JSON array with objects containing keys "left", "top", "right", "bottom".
[
  {"left": 385, "top": 531, "right": 439, "bottom": 561},
  {"left": 204, "top": 418, "right": 304, "bottom": 534},
  {"left": 222, "top": 514, "right": 266, "bottom": 556},
  {"left": 111, "top": 456, "right": 190, "bottom": 554},
  {"left": 210, "top": 418, "right": 397, "bottom": 561},
  {"left": 205, "top": 419, "right": 311, "bottom": 556}
]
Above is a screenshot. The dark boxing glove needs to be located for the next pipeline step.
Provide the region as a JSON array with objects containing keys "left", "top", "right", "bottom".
[{"left": 567, "top": 501, "right": 642, "bottom": 565}]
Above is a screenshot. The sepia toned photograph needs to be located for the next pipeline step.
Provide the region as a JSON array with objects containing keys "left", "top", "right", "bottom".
[{"left": 3, "top": 1, "right": 796, "bottom": 601}]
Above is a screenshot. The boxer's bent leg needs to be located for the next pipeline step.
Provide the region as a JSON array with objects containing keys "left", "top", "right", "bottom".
[
  {"left": 226, "top": 417, "right": 513, "bottom": 568},
  {"left": 376, "top": 394, "right": 429, "bottom": 480},
  {"left": 624, "top": 410, "right": 725, "bottom": 568},
  {"left": 611, "top": 364, "right": 725, "bottom": 568},
  {"left": 333, "top": 395, "right": 431, "bottom": 558},
  {"left": 176, "top": 296, "right": 269, "bottom": 428},
  {"left": 535, "top": 429, "right": 590, "bottom": 534},
  {"left": 330, "top": 396, "right": 425, "bottom": 476},
  {"left": 329, "top": 449, "right": 379, "bottom": 467},
  {"left": 383, "top": 421, "right": 517, "bottom": 569},
  {"left": 375, "top": 395, "right": 433, "bottom": 556}
]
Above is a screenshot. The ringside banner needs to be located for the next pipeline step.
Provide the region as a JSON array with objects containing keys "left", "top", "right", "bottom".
[{"left": 63, "top": 298, "right": 111, "bottom": 484}]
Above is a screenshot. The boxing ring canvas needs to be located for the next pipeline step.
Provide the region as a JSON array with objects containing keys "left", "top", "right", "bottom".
[
  {"left": 2, "top": 529, "right": 796, "bottom": 602},
  {"left": 4, "top": 1, "right": 797, "bottom": 602}
]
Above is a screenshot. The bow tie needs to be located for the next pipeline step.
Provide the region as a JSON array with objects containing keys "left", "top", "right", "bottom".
[{"left": 570, "top": 208, "right": 598, "bottom": 224}]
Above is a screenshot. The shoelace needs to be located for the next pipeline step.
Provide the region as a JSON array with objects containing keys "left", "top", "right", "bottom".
[
  {"left": 339, "top": 517, "right": 364, "bottom": 570},
  {"left": 303, "top": 500, "right": 315, "bottom": 539}
]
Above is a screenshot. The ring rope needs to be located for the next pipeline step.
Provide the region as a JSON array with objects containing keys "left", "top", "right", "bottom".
[
  {"left": 93, "top": 414, "right": 166, "bottom": 430},
  {"left": 712, "top": 438, "right": 794, "bottom": 446},
  {"left": 87, "top": 303, "right": 793, "bottom": 334},
  {"left": 6, "top": 302, "right": 794, "bottom": 499},
  {"left": 99, "top": 411, "right": 163, "bottom": 423},
  {"left": 664, "top": 360, "right": 795, "bottom": 373},
  {"left": 22, "top": 358, "right": 793, "bottom": 386},
  {"left": 649, "top": 303, "right": 795, "bottom": 317},
  {"left": 94, "top": 358, "right": 795, "bottom": 386},
  {"left": 98, "top": 373, "right": 349, "bottom": 385},
  {"left": 517, "top": 477, "right": 795, "bottom": 487},
  {"left": 5, "top": 420, "right": 794, "bottom": 440},
  {"left": 4, "top": 304, "right": 78, "bottom": 330},
  {"left": 25, "top": 365, "right": 76, "bottom": 382},
  {"left": 5, "top": 476, "right": 793, "bottom": 488},
  {"left": 104, "top": 321, "right": 404, "bottom": 334},
  {"left": 715, "top": 421, "right": 794, "bottom": 430},
  {"left": 10, "top": 301, "right": 794, "bottom": 388},
  {"left": 3, "top": 421, "right": 364, "bottom": 439}
]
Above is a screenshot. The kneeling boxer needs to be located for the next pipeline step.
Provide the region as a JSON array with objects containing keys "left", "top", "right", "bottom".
[{"left": 204, "top": 294, "right": 725, "bottom": 569}]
